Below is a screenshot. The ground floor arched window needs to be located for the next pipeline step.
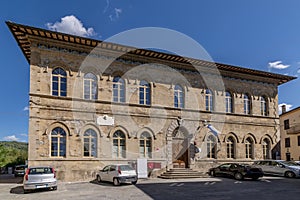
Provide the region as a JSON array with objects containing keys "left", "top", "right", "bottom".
[
  {"left": 113, "top": 130, "right": 126, "bottom": 158},
  {"left": 83, "top": 129, "right": 97, "bottom": 157},
  {"left": 262, "top": 138, "right": 271, "bottom": 159},
  {"left": 226, "top": 136, "right": 235, "bottom": 158},
  {"left": 139, "top": 132, "right": 152, "bottom": 158},
  {"left": 51, "top": 127, "right": 66, "bottom": 157}
]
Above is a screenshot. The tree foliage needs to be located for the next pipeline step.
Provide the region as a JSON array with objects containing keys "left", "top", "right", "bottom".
[{"left": 0, "top": 141, "right": 28, "bottom": 167}]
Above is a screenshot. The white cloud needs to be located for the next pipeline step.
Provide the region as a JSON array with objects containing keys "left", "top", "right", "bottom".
[
  {"left": 23, "top": 106, "right": 29, "bottom": 111},
  {"left": 46, "top": 15, "right": 96, "bottom": 37},
  {"left": 3, "top": 135, "right": 20, "bottom": 142},
  {"left": 278, "top": 103, "right": 292, "bottom": 114},
  {"left": 268, "top": 61, "right": 290, "bottom": 70},
  {"left": 109, "top": 8, "right": 122, "bottom": 21},
  {"left": 20, "top": 133, "right": 27, "bottom": 137},
  {"left": 297, "top": 68, "right": 300, "bottom": 74}
]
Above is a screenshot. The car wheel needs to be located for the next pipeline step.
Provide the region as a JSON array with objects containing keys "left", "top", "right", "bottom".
[
  {"left": 113, "top": 178, "right": 120, "bottom": 186},
  {"left": 132, "top": 180, "right": 137, "bottom": 185},
  {"left": 285, "top": 171, "right": 295, "bottom": 178},
  {"left": 234, "top": 172, "right": 243, "bottom": 180},
  {"left": 52, "top": 186, "right": 57, "bottom": 190},
  {"left": 252, "top": 176, "right": 259, "bottom": 181},
  {"left": 210, "top": 170, "right": 216, "bottom": 177},
  {"left": 97, "top": 175, "right": 102, "bottom": 183}
]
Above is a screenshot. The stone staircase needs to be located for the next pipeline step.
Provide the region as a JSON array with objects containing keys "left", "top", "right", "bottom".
[{"left": 158, "top": 168, "right": 208, "bottom": 179}]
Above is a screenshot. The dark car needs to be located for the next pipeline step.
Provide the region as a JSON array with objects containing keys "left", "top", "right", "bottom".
[
  {"left": 14, "top": 165, "right": 27, "bottom": 177},
  {"left": 208, "top": 163, "right": 263, "bottom": 180}
]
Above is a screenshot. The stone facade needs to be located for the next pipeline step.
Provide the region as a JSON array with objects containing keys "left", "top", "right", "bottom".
[
  {"left": 7, "top": 22, "right": 295, "bottom": 182},
  {"left": 280, "top": 106, "right": 300, "bottom": 161}
]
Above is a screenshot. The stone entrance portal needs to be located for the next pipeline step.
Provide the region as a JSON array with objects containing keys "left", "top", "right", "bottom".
[{"left": 172, "top": 127, "right": 190, "bottom": 168}]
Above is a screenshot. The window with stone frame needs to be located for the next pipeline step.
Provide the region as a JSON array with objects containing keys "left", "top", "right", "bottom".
[
  {"left": 285, "top": 137, "right": 291, "bottom": 148},
  {"left": 174, "top": 84, "right": 184, "bottom": 108},
  {"left": 226, "top": 136, "right": 235, "bottom": 158},
  {"left": 139, "top": 80, "right": 151, "bottom": 105},
  {"left": 262, "top": 138, "right": 271, "bottom": 159},
  {"left": 245, "top": 137, "right": 254, "bottom": 159},
  {"left": 139, "top": 132, "right": 152, "bottom": 158},
  {"left": 284, "top": 119, "right": 290, "bottom": 130},
  {"left": 205, "top": 89, "right": 214, "bottom": 111},
  {"left": 51, "top": 127, "right": 66, "bottom": 157},
  {"left": 113, "top": 76, "right": 125, "bottom": 103},
  {"left": 225, "top": 91, "right": 233, "bottom": 113},
  {"left": 207, "top": 135, "right": 217, "bottom": 159},
  {"left": 52, "top": 67, "right": 67, "bottom": 96},
  {"left": 112, "top": 130, "right": 126, "bottom": 158},
  {"left": 243, "top": 94, "right": 251, "bottom": 115},
  {"left": 260, "top": 96, "right": 268, "bottom": 116},
  {"left": 83, "top": 129, "right": 97, "bottom": 157},
  {"left": 83, "top": 73, "right": 97, "bottom": 100}
]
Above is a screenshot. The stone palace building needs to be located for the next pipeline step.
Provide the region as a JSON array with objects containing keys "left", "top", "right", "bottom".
[{"left": 7, "top": 21, "right": 295, "bottom": 181}]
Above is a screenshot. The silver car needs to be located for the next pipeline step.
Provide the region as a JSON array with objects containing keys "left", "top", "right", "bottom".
[
  {"left": 23, "top": 166, "right": 57, "bottom": 193},
  {"left": 253, "top": 160, "right": 300, "bottom": 178},
  {"left": 96, "top": 164, "right": 138, "bottom": 186}
]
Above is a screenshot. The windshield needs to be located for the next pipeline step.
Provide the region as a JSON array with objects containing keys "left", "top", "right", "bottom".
[{"left": 119, "top": 165, "right": 134, "bottom": 171}]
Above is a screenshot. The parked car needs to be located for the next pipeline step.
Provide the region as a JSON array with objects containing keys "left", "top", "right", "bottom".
[
  {"left": 253, "top": 160, "right": 300, "bottom": 178},
  {"left": 208, "top": 163, "right": 264, "bottom": 180},
  {"left": 14, "top": 165, "right": 27, "bottom": 177},
  {"left": 96, "top": 164, "right": 138, "bottom": 186},
  {"left": 23, "top": 166, "right": 57, "bottom": 193}
]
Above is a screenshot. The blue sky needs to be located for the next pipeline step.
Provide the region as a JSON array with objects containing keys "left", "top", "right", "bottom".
[{"left": 0, "top": 0, "right": 299, "bottom": 142}]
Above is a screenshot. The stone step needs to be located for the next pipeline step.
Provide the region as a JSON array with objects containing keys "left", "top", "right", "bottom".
[{"left": 158, "top": 168, "right": 209, "bottom": 179}]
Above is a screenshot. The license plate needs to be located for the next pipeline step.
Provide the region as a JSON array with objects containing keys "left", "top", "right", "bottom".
[{"left": 36, "top": 185, "right": 47, "bottom": 188}]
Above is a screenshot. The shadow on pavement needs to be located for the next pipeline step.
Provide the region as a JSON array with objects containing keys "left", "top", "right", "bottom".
[
  {"left": 0, "top": 174, "right": 22, "bottom": 184},
  {"left": 10, "top": 186, "right": 24, "bottom": 194}
]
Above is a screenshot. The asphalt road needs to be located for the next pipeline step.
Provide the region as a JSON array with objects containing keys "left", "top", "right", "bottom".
[{"left": 1, "top": 174, "right": 300, "bottom": 200}]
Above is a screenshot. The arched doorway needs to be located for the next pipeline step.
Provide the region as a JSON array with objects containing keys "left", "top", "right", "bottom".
[{"left": 172, "top": 127, "right": 190, "bottom": 168}]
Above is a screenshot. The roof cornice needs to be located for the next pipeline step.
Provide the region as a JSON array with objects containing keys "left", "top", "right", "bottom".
[{"left": 6, "top": 21, "right": 296, "bottom": 85}]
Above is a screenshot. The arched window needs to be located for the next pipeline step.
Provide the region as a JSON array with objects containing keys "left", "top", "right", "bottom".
[
  {"left": 243, "top": 94, "right": 251, "bottom": 115},
  {"left": 113, "top": 76, "right": 125, "bottom": 103},
  {"left": 262, "top": 138, "right": 271, "bottom": 159},
  {"left": 139, "top": 132, "right": 152, "bottom": 158},
  {"left": 205, "top": 89, "right": 214, "bottom": 111},
  {"left": 174, "top": 84, "right": 184, "bottom": 108},
  {"left": 260, "top": 96, "right": 268, "bottom": 116},
  {"left": 51, "top": 127, "right": 66, "bottom": 157},
  {"left": 225, "top": 91, "right": 233, "bottom": 113},
  {"left": 139, "top": 80, "right": 151, "bottom": 105},
  {"left": 52, "top": 67, "right": 67, "bottom": 96},
  {"left": 113, "top": 130, "right": 126, "bottom": 158},
  {"left": 226, "top": 136, "right": 235, "bottom": 158},
  {"left": 83, "top": 129, "right": 97, "bottom": 157},
  {"left": 245, "top": 137, "right": 254, "bottom": 159},
  {"left": 207, "top": 135, "right": 216, "bottom": 159},
  {"left": 83, "top": 73, "right": 97, "bottom": 100}
]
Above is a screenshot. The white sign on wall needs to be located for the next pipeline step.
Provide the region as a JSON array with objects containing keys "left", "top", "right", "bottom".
[
  {"left": 97, "top": 115, "right": 114, "bottom": 126},
  {"left": 137, "top": 158, "right": 148, "bottom": 179}
]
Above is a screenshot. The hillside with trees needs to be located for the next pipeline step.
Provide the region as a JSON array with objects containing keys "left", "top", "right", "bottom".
[{"left": 0, "top": 141, "right": 28, "bottom": 170}]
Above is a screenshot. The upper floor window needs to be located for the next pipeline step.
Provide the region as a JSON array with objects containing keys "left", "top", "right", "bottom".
[
  {"left": 260, "top": 96, "right": 268, "bottom": 116},
  {"left": 174, "top": 85, "right": 184, "bottom": 108},
  {"left": 83, "top": 129, "right": 97, "bottom": 157},
  {"left": 112, "top": 130, "right": 126, "bottom": 158},
  {"left": 205, "top": 89, "right": 214, "bottom": 111},
  {"left": 139, "top": 132, "right": 152, "bottom": 158},
  {"left": 243, "top": 94, "right": 251, "bottom": 115},
  {"left": 139, "top": 80, "right": 151, "bottom": 105},
  {"left": 113, "top": 76, "right": 125, "bottom": 103},
  {"left": 284, "top": 119, "right": 290, "bottom": 130},
  {"left": 52, "top": 67, "right": 67, "bottom": 96},
  {"left": 226, "top": 136, "right": 235, "bottom": 159},
  {"left": 285, "top": 137, "right": 291, "bottom": 148},
  {"left": 83, "top": 73, "right": 97, "bottom": 100},
  {"left": 298, "top": 136, "right": 300, "bottom": 146},
  {"left": 51, "top": 127, "right": 66, "bottom": 157},
  {"left": 225, "top": 91, "right": 233, "bottom": 113}
]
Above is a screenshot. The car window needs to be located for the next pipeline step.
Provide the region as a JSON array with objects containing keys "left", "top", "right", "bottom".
[
  {"left": 102, "top": 166, "right": 110, "bottom": 172},
  {"left": 119, "top": 165, "right": 134, "bottom": 171},
  {"left": 29, "top": 167, "right": 53, "bottom": 174},
  {"left": 110, "top": 166, "right": 116, "bottom": 171},
  {"left": 15, "top": 166, "right": 26, "bottom": 170},
  {"left": 230, "top": 164, "right": 238, "bottom": 169}
]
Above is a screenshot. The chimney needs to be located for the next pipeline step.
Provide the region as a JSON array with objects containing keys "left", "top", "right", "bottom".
[{"left": 281, "top": 105, "right": 286, "bottom": 114}]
